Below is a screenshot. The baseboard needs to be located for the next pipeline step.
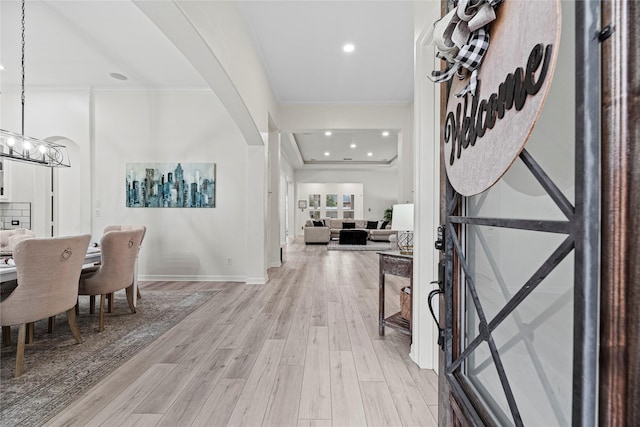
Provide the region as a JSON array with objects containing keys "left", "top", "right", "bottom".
[
  {"left": 245, "top": 274, "right": 268, "bottom": 285},
  {"left": 139, "top": 274, "right": 247, "bottom": 282}
]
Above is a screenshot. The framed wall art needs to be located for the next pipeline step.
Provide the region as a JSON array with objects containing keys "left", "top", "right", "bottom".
[{"left": 125, "top": 162, "right": 216, "bottom": 208}]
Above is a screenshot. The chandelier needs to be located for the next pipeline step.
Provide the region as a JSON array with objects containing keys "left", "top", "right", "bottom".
[{"left": 0, "top": 0, "right": 71, "bottom": 167}]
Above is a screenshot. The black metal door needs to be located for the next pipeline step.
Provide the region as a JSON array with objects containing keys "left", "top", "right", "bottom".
[{"left": 438, "top": 1, "right": 601, "bottom": 425}]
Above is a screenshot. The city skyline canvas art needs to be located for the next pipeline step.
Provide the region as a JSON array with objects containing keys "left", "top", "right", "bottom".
[{"left": 126, "top": 162, "right": 216, "bottom": 208}]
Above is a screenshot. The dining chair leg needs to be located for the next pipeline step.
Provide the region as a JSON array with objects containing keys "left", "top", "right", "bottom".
[
  {"left": 107, "top": 292, "right": 114, "bottom": 313},
  {"left": 75, "top": 297, "right": 80, "bottom": 316},
  {"left": 125, "top": 286, "right": 136, "bottom": 314},
  {"left": 99, "top": 294, "right": 106, "bottom": 332},
  {"left": 26, "top": 322, "right": 34, "bottom": 344},
  {"left": 137, "top": 287, "right": 142, "bottom": 300},
  {"left": 2, "top": 326, "right": 11, "bottom": 347},
  {"left": 48, "top": 316, "right": 56, "bottom": 333},
  {"left": 66, "top": 308, "right": 83, "bottom": 344},
  {"left": 15, "top": 324, "right": 26, "bottom": 377},
  {"left": 89, "top": 295, "right": 96, "bottom": 314}
]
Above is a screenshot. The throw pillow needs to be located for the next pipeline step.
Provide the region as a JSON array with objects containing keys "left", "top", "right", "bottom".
[
  {"left": 366, "top": 220, "right": 378, "bottom": 229},
  {"left": 313, "top": 220, "right": 324, "bottom": 227},
  {"left": 380, "top": 221, "right": 389, "bottom": 229},
  {"left": 342, "top": 222, "right": 356, "bottom": 229}
]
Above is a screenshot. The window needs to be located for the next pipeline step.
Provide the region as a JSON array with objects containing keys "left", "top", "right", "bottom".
[
  {"left": 343, "top": 194, "right": 354, "bottom": 219},
  {"left": 308, "top": 194, "right": 321, "bottom": 219},
  {"left": 326, "top": 194, "right": 338, "bottom": 210}
]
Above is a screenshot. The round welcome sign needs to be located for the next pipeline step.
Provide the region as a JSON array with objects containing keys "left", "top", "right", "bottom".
[{"left": 443, "top": 0, "right": 561, "bottom": 196}]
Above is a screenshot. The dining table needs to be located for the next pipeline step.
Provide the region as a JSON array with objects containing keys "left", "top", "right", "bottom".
[{"left": 0, "top": 246, "right": 115, "bottom": 303}]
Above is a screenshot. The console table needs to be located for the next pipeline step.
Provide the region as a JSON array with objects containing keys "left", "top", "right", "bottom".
[{"left": 378, "top": 250, "right": 413, "bottom": 337}]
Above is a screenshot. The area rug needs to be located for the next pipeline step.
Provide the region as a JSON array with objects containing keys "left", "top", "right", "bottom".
[
  {"left": 327, "top": 240, "right": 393, "bottom": 251},
  {"left": 0, "top": 289, "right": 218, "bottom": 427}
]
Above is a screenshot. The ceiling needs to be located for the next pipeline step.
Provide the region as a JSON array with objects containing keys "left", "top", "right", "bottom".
[
  {"left": 0, "top": 1, "right": 207, "bottom": 90},
  {"left": 293, "top": 129, "right": 398, "bottom": 166},
  {"left": 238, "top": 1, "right": 414, "bottom": 105},
  {"left": 0, "top": 1, "right": 415, "bottom": 168}
]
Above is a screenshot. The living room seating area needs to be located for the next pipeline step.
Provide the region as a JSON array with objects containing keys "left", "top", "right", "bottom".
[{"left": 304, "top": 219, "right": 396, "bottom": 244}]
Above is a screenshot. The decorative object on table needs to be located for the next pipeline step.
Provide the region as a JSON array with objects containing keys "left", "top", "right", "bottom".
[
  {"left": 125, "top": 162, "right": 216, "bottom": 208},
  {"left": 400, "top": 287, "right": 412, "bottom": 322},
  {"left": 391, "top": 203, "right": 414, "bottom": 255},
  {"left": 0, "top": 0, "right": 71, "bottom": 168},
  {"left": 0, "top": 234, "right": 91, "bottom": 377},
  {"left": 427, "top": 0, "right": 561, "bottom": 196},
  {"left": 298, "top": 200, "right": 307, "bottom": 211}
]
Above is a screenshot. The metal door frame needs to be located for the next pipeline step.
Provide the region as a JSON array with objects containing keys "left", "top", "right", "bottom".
[{"left": 441, "top": 1, "right": 601, "bottom": 425}]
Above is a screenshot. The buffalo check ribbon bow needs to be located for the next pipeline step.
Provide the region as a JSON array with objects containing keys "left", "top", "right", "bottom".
[{"left": 428, "top": 0, "right": 503, "bottom": 98}]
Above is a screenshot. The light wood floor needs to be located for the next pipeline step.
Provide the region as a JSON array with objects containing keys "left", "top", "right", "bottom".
[{"left": 46, "top": 239, "right": 439, "bottom": 427}]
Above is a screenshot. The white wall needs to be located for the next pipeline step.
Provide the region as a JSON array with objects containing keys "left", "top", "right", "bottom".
[
  {"left": 413, "top": 1, "right": 443, "bottom": 372},
  {"left": 93, "top": 90, "right": 250, "bottom": 281},
  {"left": 295, "top": 169, "right": 397, "bottom": 235},
  {"left": 280, "top": 148, "right": 295, "bottom": 243},
  {"left": 267, "top": 128, "right": 281, "bottom": 268}
]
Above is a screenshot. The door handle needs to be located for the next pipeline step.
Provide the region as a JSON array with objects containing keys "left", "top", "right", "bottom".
[{"left": 428, "top": 284, "right": 444, "bottom": 350}]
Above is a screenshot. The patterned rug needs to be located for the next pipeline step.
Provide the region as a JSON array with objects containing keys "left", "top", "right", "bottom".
[
  {"left": 327, "top": 240, "right": 393, "bottom": 251},
  {"left": 0, "top": 289, "right": 218, "bottom": 427}
]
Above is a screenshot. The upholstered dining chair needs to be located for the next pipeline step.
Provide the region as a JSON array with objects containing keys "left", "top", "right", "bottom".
[
  {"left": 0, "top": 234, "right": 91, "bottom": 377},
  {"left": 78, "top": 228, "right": 144, "bottom": 332},
  {"left": 104, "top": 225, "right": 146, "bottom": 298},
  {"left": 0, "top": 229, "right": 36, "bottom": 254},
  {"left": 89, "top": 225, "right": 146, "bottom": 313}
]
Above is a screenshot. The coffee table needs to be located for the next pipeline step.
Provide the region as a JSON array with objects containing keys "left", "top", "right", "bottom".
[{"left": 339, "top": 229, "right": 368, "bottom": 245}]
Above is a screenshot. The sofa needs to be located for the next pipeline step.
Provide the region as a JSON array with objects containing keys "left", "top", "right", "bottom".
[
  {"left": 303, "top": 223, "right": 331, "bottom": 244},
  {"left": 304, "top": 219, "right": 396, "bottom": 244}
]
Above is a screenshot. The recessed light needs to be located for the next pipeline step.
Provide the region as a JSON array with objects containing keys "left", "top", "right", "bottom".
[
  {"left": 110, "top": 72, "right": 128, "bottom": 81},
  {"left": 324, "top": 152, "right": 330, "bottom": 156},
  {"left": 382, "top": 131, "right": 389, "bottom": 137},
  {"left": 325, "top": 131, "right": 332, "bottom": 136},
  {"left": 350, "top": 143, "right": 357, "bottom": 148},
  {"left": 0, "top": 65, "right": 4, "bottom": 71},
  {"left": 343, "top": 43, "right": 355, "bottom": 53},
  {"left": 367, "top": 152, "right": 373, "bottom": 157}
]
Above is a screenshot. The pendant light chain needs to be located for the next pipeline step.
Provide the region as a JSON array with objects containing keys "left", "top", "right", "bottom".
[
  {"left": 0, "top": 0, "right": 71, "bottom": 167},
  {"left": 20, "top": 0, "right": 26, "bottom": 136}
]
